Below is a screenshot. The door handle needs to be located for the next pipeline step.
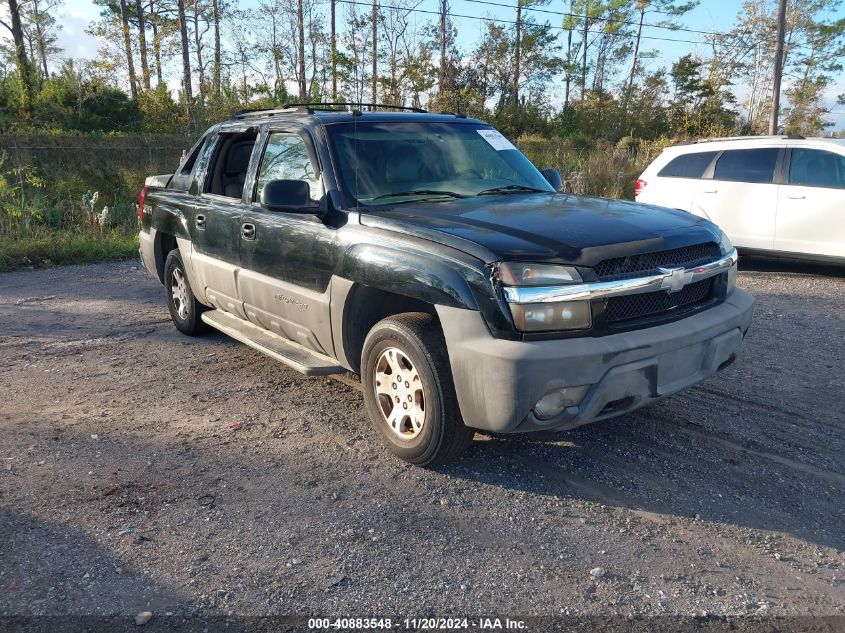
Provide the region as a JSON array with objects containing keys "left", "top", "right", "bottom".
[
  {"left": 195, "top": 214, "right": 206, "bottom": 229},
  {"left": 241, "top": 223, "right": 256, "bottom": 240},
  {"left": 785, "top": 194, "right": 806, "bottom": 200},
  {"left": 700, "top": 189, "right": 718, "bottom": 194}
]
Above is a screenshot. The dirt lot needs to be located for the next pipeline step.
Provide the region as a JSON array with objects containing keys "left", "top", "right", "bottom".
[{"left": 0, "top": 259, "right": 843, "bottom": 624}]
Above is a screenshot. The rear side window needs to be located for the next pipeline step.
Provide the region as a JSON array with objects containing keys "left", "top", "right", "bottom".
[
  {"left": 657, "top": 151, "right": 718, "bottom": 178},
  {"left": 179, "top": 138, "right": 206, "bottom": 175},
  {"left": 713, "top": 148, "right": 779, "bottom": 183},
  {"left": 789, "top": 149, "right": 845, "bottom": 189}
]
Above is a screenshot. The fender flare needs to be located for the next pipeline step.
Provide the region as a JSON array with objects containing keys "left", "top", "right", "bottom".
[
  {"left": 338, "top": 243, "right": 481, "bottom": 310},
  {"left": 150, "top": 204, "right": 191, "bottom": 240}
]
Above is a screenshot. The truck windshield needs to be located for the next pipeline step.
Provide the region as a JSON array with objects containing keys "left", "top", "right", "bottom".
[{"left": 326, "top": 121, "right": 554, "bottom": 205}]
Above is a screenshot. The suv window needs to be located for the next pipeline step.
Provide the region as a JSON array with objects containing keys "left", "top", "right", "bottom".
[
  {"left": 204, "top": 130, "right": 259, "bottom": 198},
  {"left": 789, "top": 148, "right": 845, "bottom": 189},
  {"left": 255, "top": 132, "right": 321, "bottom": 202},
  {"left": 657, "top": 151, "right": 718, "bottom": 179},
  {"left": 179, "top": 139, "right": 205, "bottom": 175},
  {"left": 713, "top": 148, "right": 779, "bottom": 183}
]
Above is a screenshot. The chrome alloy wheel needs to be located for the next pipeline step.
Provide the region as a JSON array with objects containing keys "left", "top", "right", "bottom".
[
  {"left": 171, "top": 268, "right": 189, "bottom": 320},
  {"left": 373, "top": 347, "right": 426, "bottom": 440}
]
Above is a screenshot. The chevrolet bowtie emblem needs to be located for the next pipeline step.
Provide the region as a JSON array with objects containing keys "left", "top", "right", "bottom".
[{"left": 658, "top": 266, "right": 694, "bottom": 293}]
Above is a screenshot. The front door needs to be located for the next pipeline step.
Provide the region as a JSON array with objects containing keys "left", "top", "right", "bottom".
[{"left": 238, "top": 128, "right": 337, "bottom": 356}]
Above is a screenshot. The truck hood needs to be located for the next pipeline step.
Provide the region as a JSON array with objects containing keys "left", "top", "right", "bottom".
[{"left": 359, "top": 193, "right": 723, "bottom": 267}]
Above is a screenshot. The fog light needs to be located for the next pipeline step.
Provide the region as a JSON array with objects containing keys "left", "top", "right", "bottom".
[{"left": 533, "top": 385, "right": 590, "bottom": 420}]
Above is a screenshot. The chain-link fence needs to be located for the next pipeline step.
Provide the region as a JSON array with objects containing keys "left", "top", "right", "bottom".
[{"left": 0, "top": 134, "right": 193, "bottom": 238}]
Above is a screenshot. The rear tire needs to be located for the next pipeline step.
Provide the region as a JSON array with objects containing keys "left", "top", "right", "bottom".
[
  {"left": 361, "top": 312, "right": 474, "bottom": 466},
  {"left": 164, "top": 249, "right": 206, "bottom": 336}
]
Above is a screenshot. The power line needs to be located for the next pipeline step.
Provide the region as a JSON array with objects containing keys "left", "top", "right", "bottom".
[
  {"left": 336, "top": 0, "right": 768, "bottom": 49},
  {"left": 458, "top": 0, "right": 763, "bottom": 44}
]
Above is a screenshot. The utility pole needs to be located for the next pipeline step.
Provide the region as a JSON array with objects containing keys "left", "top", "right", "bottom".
[
  {"left": 439, "top": 0, "right": 447, "bottom": 96},
  {"left": 513, "top": 0, "right": 521, "bottom": 106},
  {"left": 297, "top": 0, "right": 306, "bottom": 100},
  {"left": 768, "top": 0, "right": 787, "bottom": 135},
  {"left": 371, "top": 0, "right": 378, "bottom": 104},
  {"left": 331, "top": 0, "right": 337, "bottom": 101}
]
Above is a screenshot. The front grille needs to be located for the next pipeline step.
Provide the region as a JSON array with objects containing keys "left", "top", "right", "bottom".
[
  {"left": 605, "top": 277, "right": 715, "bottom": 324},
  {"left": 594, "top": 242, "right": 721, "bottom": 281}
]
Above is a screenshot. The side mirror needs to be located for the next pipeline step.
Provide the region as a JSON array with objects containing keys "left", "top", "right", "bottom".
[
  {"left": 260, "top": 179, "right": 317, "bottom": 213},
  {"left": 540, "top": 168, "right": 562, "bottom": 191}
]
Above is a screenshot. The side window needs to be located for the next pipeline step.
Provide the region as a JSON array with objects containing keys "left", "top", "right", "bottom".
[
  {"left": 657, "top": 151, "right": 718, "bottom": 179},
  {"left": 204, "top": 129, "right": 259, "bottom": 198},
  {"left": 713, "top": 148, "right": 779, "bottom": 183},
  {"left": 789, "top": 149, "right": 845, "bottom": 189},
  {"left": 179, "top": 138, "right": 206, "bottom": 175},
  {"left": 255, "top": 132, "right": 321, "bottom": 202}
]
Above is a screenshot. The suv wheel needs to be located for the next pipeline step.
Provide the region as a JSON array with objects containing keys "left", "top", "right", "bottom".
[
  {"left": 361, "top": 313, "right": 474, "bottom": 466},
  {"left": 164, "top": 249, "right": 206, "bottom": 336}
]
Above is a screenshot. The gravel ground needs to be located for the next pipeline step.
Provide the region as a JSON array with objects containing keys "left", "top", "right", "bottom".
[{"left": 0, "top": 258, "right": 843, "bottom": 625}]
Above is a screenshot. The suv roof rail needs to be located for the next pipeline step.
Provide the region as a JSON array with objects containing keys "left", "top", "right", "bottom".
[
  {"left": 283, "top": 102, "right": 428, "bottom": 113},
  {"left": 230, "top": 106, "right": 306, "bottom": 119},
  {"left": 684, "top": 134, "right": 805, "bottom": 144}
]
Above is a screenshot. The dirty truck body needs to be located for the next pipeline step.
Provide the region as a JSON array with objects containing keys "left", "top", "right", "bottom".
[{"left": 139, "top": 107, "right": 754, "bottom": 465}]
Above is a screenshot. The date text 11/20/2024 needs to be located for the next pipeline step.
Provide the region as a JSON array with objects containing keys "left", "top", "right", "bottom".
[{"left": 308, "top": 618, "right": 528, "bottom": 630}]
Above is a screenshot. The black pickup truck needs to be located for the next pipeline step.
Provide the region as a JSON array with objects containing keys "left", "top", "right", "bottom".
[{"left": 139, "top": 104, "right": 754, "bottom": 466}]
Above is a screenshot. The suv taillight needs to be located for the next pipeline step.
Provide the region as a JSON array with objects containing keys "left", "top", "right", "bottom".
[
  {"left": 138, "top": 186, "right": 147, "bottom": 222},
  {"left": 634, "top": 179, "right": 647, "bottom": 198}
]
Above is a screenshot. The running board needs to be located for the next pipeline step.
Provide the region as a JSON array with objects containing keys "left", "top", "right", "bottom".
[{"left": 201, "top": 309, "right": 344, "bottom": 376}]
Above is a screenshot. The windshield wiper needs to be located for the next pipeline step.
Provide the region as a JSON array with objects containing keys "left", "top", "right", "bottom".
[
  {"left": 476, "top": 184, "right": 549, "bottom": 196},
  {"left": 373, "top": 189, "right": 469, "bottom": 201}
]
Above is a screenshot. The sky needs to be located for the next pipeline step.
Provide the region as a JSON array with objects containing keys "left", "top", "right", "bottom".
[{"left": 11, "top": 0, "right": 845, "bottom": 128}]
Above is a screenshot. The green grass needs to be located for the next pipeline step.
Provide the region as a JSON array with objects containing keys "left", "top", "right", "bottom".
[{"left": 0, "top": 232, "right": 139, "bottom": 272}]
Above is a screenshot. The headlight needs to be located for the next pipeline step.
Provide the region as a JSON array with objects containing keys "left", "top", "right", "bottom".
[
  {"left": 719, "top": 231, "right": 733, "bottom": 255},
  {"left": 498, "top": 262, "right": 590, "bottom": 332},
  {"left": 510, "top": 300, "right": 592, "bottom": 332},
  {"left": 719, "top": 232, "right": 738, "bottom": 294},
  {"left": 498, "top": 262, "right": 581, "bottom": 286}
]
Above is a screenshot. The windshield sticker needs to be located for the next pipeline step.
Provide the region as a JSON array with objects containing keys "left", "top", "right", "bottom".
[{"left": 477, "top": 129, "right": 516, "bottom": 151}]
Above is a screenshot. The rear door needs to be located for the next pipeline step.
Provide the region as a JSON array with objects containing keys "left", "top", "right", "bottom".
[
  {"left": 238, "top": 126, "right": 337, "bottom": 356},
  {"left": 775, "top": 147, "right": 845, "bottom": 258},
  {"left": 691, "top": 147, "right": 782, "bottom": 250},
  {"left": 643, "top": 150, "right": 719, "bottom": 211}
]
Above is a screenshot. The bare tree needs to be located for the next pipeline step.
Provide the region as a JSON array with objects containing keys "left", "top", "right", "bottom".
[
  {"left": 191, "top": 0, "right": 210, "bottom": 103},
  {"left": 177, "top": 0, "right": 194, "bottom": 126},
  {"left": 3, "top": 0, "right": 34, "bottom": 107},
  {"left": 134, "top": 0, "right": 150, "bottom": 90},
  {"left": 119, "top": 0, "right": 138, "bottom": 98},
  {"left": 212, "top": 0, "right": 221, "bottom": 97}
]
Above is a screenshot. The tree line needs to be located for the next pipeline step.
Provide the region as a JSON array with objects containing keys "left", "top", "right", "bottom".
[{"left": 1, "top": 0, "right": 843, "bottom": 140}]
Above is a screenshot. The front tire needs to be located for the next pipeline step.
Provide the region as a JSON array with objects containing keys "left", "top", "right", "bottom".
[
  {"left": 361, "top": 313, "right": 474, "bottom": 466},
  {"left": 164, "top": 249, "right": 206, "bottom": 336}
]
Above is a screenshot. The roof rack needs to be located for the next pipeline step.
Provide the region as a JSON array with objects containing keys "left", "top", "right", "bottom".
[
  {"left": 283, "top": 102, "right": 428, "bottom": 113},
  {"left": 687, "top": 134, "right": 805, "bottom": 144},
  {"left": 230, "top": 106, "right": 306, "bottom": 119}
]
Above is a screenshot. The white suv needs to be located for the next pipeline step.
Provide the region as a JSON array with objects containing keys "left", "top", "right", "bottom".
[{"left": 635, "top": 136, "right": 845, "bottom": 263}]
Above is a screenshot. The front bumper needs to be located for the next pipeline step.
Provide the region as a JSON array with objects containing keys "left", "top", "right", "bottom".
[{"left": 436, "top": 289, "right": 754, "bottom": 433}]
